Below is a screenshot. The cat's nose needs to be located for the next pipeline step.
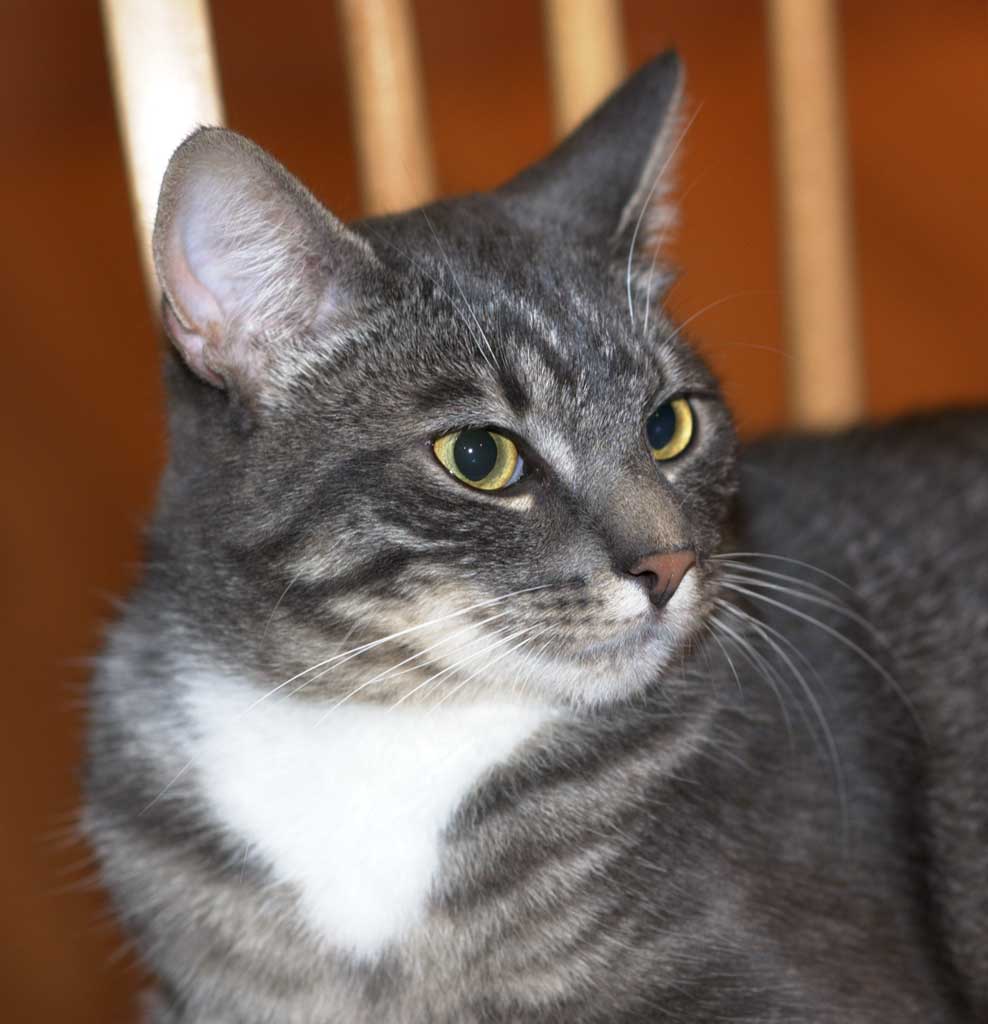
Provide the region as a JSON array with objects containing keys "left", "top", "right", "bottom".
[{"left": 628, "top": 550, "right": 696, "bottom": 610}]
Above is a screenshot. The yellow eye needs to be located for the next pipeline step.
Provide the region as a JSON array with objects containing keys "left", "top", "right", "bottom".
[
  {"left": 646, "top": 397, "right": 694, "bottom": 461},
  {"left": 433, "top": 428, "right": 522, "bottom": 491}
]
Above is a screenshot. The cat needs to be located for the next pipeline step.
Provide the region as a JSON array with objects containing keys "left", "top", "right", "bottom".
[{"left": 84, "top": 51, "right": 988, "bottom": 1022}]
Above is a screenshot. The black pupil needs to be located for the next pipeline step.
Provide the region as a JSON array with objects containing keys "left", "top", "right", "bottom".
[
  {"left": 646, "top": 403, "right": 677, "bottom": 450},
  {"left": 453, "top": 429, "right": 499, "bottom": 481}
]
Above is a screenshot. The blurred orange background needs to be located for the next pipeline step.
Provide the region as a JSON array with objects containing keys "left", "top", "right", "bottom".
[{"left": 1, "top": 1, "right": 985, "bottom": 1020}]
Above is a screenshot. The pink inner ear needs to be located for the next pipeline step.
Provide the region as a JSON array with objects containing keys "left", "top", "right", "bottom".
[
  {"left": 161, "top": 221, "right": 228, "bottom": 389},
  {"left": 162, "top": 302, "right": 225, "bottom": 388}
]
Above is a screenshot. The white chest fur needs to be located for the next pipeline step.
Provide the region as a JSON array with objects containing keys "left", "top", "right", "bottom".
[{"left": 185, "top": 676, "right": 553, "bottom": 959}]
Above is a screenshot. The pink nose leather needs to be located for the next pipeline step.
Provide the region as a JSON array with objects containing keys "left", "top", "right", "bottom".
[{"left": 629, "top": 550, "right": 696, "bottom": 609}]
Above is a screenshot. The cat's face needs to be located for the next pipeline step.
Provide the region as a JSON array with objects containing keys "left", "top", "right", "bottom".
[{"left": 150, "top": 53, "right": 736, "bottom": 708}]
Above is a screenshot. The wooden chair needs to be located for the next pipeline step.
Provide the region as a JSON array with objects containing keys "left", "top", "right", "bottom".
[{"left": 101, "top": 0, "right": 862, "bottom": 430}]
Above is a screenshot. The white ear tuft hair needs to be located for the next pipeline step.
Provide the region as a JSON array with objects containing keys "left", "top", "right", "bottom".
[
  {"left": 152, "top": 128, "right": 377, "bottom": 402},
  {"left": 615, "top": 69, "right": 688, "bottom": 303}
]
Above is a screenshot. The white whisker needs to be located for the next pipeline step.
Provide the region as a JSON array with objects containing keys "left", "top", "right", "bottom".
[
  {"left": 712, "top": 551, "right": 855, "bottom": 593},
  {"left": 642, "top": 177, "right": 701, "bottom": 338},
  {"left": 429, "top": 627, "right": 549, "bottom": 712},
  {"left": 708, "top": 611, "right": 794, "bottom": 743},
  {"left": 705, "top": 618, "right": 744, "bottom": 699},
  {"left": 715, "top": 559, "right": 845, "bottom": 603},
  {"left": 719, "top": 581, "right": 921, "bottom": 736},
  {"left": 291, "top": 610, "right": 513, "bottom": 704},
  {"left": 661, "top": 292, "right": 759, "bottom": 349},
  {"left": 717, "top": 600, "right": 847, "bottom": 843},
  {"left": 719, "top": 571, "right": 889, "bottom": 648},
  {"left": 421, "top": 211, "right": 499, "bottom": 371},
  {"left": 389, "top": 624, "right": 538, "bottom": 712},
  {"left": 246, "top": 584, "right": 557, "bottom": 710},
  {"left": 625, "top": 105, "right": 702, "bottom": 327},
  {"left": 363, "top": 224, "right": 496, "bottom": 373},
  {"left": 139, "top": 760, "right": 193, "bottom": 817}
]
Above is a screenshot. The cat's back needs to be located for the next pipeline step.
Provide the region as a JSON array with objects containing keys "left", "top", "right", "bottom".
[
  {"left": 739, "top": 406, "right": 988, "bottom": 1011},
  {"left": 740, "top": 407, "right": 988, "bottom": 552},
  {"left": 738, "top": 406, "right": 988, "bottom": 678}
]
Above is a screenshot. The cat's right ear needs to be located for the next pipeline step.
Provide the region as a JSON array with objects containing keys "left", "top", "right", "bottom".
[{"left": 152, "top": 128, "right": 379, "bottom": 404}]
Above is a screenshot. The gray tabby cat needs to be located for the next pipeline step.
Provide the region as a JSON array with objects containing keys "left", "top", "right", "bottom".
[{"left": 85, "top": 53, "right": 988, "bottom": 1022}]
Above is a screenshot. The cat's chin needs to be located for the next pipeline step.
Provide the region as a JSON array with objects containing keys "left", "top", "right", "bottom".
[{"left": 529, "top": 635, "right": 688, "bottom": 708}]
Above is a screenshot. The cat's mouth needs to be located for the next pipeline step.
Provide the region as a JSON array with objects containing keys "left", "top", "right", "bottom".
[
  {"left": 514, "top": 568, "right": 703, "bottom": 705},
  {"left": 593, "top": 578, "right": 698, "bottom": 654}
]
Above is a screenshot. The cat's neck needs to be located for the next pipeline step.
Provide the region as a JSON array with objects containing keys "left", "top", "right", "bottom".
[{"left": 183, "top": 670, "right": 558, "bottom": 960}]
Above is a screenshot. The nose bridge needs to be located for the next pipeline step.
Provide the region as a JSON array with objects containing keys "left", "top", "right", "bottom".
[{"left": 584, "top": 458, "right": 688, "bottom": 567}]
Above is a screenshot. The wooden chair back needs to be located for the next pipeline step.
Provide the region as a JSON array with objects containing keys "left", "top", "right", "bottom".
[{"left": 101, "top": 0, "right": 863, "bottom": 429}]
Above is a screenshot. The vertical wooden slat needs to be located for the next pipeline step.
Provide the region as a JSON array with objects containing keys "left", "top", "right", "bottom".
[
  {"left": 767, "top": 0, "right": 864, "bottom": 429},
  {"left": 337, "top": 0, "right": 436, "bottom": 215},
  {"left": 543, "top": 0, "right": 625, "bottom": 136},
  {"left": 101, "top": 0, "right": 225, "bottom": 304}
]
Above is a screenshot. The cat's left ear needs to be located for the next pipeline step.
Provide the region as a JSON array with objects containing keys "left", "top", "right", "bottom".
[{"left": 499, "top": 50, "right": 685, "bottom": 301}]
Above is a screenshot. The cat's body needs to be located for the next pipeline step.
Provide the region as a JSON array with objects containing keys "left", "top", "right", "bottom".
[{"left": 85, "top": 54, "right": 988, "bottom": 1022}]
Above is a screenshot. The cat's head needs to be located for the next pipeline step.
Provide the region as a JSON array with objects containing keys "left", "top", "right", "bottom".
[{"left": 149, "top": 52, "right": 736, "bottom": 709}]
